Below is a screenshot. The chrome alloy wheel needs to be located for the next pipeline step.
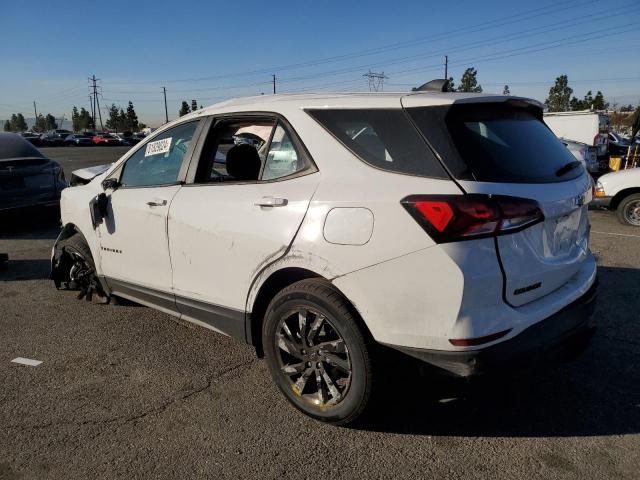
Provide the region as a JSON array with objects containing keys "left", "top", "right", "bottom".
[{"left": 275, "top": 308, "right": 351, "bottom": 409}]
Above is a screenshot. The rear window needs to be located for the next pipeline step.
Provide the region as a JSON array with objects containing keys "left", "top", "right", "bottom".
[
  {"left": 307, "top": 109, "right": 448, "bottom": 178},
  {"left": 407, "top": 103, "right": 583, "bottom": 183}
]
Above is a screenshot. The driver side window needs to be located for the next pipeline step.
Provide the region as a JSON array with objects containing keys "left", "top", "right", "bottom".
[{"left": 120, "top": 121, "right": 198, "bottom": 187}]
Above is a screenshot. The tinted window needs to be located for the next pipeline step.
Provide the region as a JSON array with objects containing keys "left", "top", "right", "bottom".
[
  {"left": 408, "top": 103, "right": 582, "bottom": 183},
  {"left": 120, "top": 121, "right": 198, "bottom": 187},
  {"left": 262, "top": 123, "right": 305, "bottom": 180},
  {"left": 308, "top": 109, "right": 447, "bottom": 178}
]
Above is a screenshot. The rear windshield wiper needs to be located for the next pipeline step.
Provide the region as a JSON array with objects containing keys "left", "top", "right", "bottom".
[{"left": 555, "top": 160, "right": 581, "bottom": 177}]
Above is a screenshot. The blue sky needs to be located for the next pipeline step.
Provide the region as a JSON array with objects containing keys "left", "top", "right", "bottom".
[{"left": 1, "top": 0, "right": 639, "bottom": 126}]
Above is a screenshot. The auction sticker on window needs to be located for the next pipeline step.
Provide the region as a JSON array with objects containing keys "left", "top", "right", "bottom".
[{"left": 145, "top": 137, "right": 172, "bottom": 156}]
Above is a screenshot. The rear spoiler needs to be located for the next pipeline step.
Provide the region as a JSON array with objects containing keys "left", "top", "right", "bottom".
[{"left": 69, "top": 163, "right": 112, "bottom": 186}]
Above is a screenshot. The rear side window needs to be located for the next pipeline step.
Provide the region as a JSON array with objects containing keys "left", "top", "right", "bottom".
[
  {"left": 307, "top": 109, "right": 448, "bottom": 178},
  {"left": 408, "top": 103, "right": 582, "bottom": 183}
]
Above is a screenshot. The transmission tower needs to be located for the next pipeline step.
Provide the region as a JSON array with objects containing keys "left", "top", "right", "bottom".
[
  {"left": 88, "top": 74, "right": 104, "bottom": 131},
  {"left": 363, "top": 70, "right": 389, "bottom": 92}
]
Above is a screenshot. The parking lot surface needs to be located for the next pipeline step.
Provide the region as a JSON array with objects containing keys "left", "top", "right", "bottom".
[{"left": 0, "top": 148, "right": 638, "bottom": 479}]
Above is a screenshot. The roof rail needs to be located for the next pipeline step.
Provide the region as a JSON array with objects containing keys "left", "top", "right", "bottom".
[{"left": 413, "top": 79, "right": 448, "bottom": 92}]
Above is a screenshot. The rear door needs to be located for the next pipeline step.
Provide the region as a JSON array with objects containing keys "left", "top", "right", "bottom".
[
  {"left": 405, "top": 99, "right": 593, "bottom": 307},
  {"left": 167, "top": 115, "right": 319, "bottom": 337}
]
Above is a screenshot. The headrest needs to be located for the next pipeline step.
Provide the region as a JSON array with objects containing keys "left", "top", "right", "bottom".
[{"left": 225, "top": 144, "right": 261, "bottom": 181}]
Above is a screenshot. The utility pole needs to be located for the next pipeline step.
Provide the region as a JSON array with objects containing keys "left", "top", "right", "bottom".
[
  {"left": 444, "top": 55, "right": 448, "bottom": 80},
  {"left": 272, "top": 74, "right": 276, "bottom": 94},
  {"left": 33, "top": 101, "right": 38, "bottom": 132},
  {"left": 363, "top": 70, "right": 388, "bottom": 92},
  {"left": 89, "top": 74, "right": 104, "bottom": 131},
  {"left": 163, "top": 86, "right": 169, "bottom": 123},
  {"left": 88, "top": 95, "right": 94, "bottom": 130}
]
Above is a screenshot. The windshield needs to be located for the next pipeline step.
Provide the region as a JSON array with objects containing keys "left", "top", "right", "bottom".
[{"left": 407, "top": 103, "right": 583, "bottom": 183}]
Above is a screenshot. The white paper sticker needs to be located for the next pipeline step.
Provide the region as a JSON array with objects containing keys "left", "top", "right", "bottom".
[
  {"left": 145, "top": 137, "right": 172, "bottom": 157},
  {"left": 11, "top": 357, "right": 42, "bottom": 366}
]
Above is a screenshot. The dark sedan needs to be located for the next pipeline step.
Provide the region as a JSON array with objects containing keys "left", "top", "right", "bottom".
[
  {"left": 0, "top": 132, "right": 67, "bottom": 215},
  {"left": 64, "top": 133, "right": 93, "bottom": 146}
]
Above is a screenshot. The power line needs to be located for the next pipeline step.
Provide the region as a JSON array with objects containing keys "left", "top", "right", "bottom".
[
  {"left": 363, "top": 70, "right": 389, "bottom": 92},
  {"left": 108, "top": 0, "right": 600, "bottom": 86}
]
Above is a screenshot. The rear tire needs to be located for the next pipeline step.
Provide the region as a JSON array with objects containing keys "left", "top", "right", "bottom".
[
  {"left": 262, "top": 279, "right": 374, "bottom": 426},
  {"left": 616, "top": 193, "right": 640, "bottom": 226}
]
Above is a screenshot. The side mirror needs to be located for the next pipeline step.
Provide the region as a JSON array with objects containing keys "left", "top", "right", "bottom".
[
  {"left": 102, "top": 177, "right": 121, "bottom": 191},
  {"left": 90, "top": 192, "right": 109, "bottom": 228}
]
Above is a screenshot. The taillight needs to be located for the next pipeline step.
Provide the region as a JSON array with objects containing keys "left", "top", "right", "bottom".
[{"left": 401, "top": 194, "right": 544, "bottom": 243}]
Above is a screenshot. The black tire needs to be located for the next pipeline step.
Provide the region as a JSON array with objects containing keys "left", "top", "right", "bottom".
[
  {"left": 616, "top": 193, "right": 640, "bottom": 226},
  {"left": 53, "top": 232, "right": 107, "bottom": 301},
  {"left": 58, "top": 233, "right": 95, "bottom": 271},
  {"left": 262, "top": 278, "right": 374, "bottom": 425}
]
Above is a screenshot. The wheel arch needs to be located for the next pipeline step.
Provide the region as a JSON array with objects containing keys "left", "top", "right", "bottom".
[
  {"left": 611, "top": 187, "right": 640, "bottom": 210},
  {"left": 247, "top": 267, "right": 372, "bottom": 357}
]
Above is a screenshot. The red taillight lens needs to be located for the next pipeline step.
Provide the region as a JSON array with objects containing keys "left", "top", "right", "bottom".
[{"left": 402, "top": 194, "right": 544, "bottom": 243}]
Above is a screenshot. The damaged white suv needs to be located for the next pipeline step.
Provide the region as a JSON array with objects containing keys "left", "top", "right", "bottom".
[{"left": 51, "top": 85, "right": 597, "bottom": 425}]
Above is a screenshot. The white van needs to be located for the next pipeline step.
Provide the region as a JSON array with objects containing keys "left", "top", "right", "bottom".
[{"left": 544, "top": 111, "right": 610, "bottom": 158}]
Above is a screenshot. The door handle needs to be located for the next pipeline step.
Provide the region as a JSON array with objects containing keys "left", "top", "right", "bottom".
[
  {"left": 254, "top": 196, "right": 288, "bottom": 207},
  {"left": 146, "top": 199, "right": 168, "bottom": 207}
]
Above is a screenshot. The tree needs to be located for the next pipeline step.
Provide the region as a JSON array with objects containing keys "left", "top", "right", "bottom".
[
  {"left": 45, "top": 114, "right": 58, "bottom": 130},
  {"left": 105, "top": 104, "right": 120, "bottom": 131},
  {"left": 3, "top": 120, "right": 11, "bottom": 132},
  {"left": 9, "top": 114, "right": 17, "bottom": 131},
  {"left": 117, "top": 109, "right": 126, "bottom": 131},
  {"left": 503, "top": 85, "right": 510, "bottom": 95},
  {"left": 620, "top": 104, "right": 634, "bottom": 113},
  {"left": 570, "top": 96, "right": 584, "bottom": 111},
  {"left": 458, "top": 68, "right": 482, "bottom": 93},
  {"left": 592, "top": 91, "right": 609, "bottom": 110},
  {"left": 126, "top": 101, "right": 139, "bottom": 132},
  {"left": 34, "top": 114, "right": 47, "bottom": 132},
  {"left": 545, "top": 75, "right": 572, "bottom": 112},
  {"left": 72, "top": 106, "right": 80, "bottom": 132},
  {"left": 444, "top": 77, "right": 456, "bottom": 92},
  {"left": 14, "top": 113, "right": 27, "bottom": 131},
  {"left": 179, "top": 101, "right": 191, "bottom": 117},
  {"left": 191, "top": 99, "right": 198, "bottom": 112},
  {"left": 78, "top": 108, "right": 94, "bottom": 131},
  {"left": 138, "top": 122, "right": 147, "bottom": 130}
]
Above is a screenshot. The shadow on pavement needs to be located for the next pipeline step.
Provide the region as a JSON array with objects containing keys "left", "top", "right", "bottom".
[
  {"left": 0, "top": 258, "right": 51, "bottom": 281},
  {"left": 0, "top": 208, "right": 60, "bottom": 240},
  {"left": 357, "top": 266, "right": 640, "bottom": 438}
]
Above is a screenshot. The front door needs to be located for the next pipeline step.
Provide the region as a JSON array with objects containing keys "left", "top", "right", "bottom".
[{"left": 98, "top": 120, "right": 201, "bottom": 307}]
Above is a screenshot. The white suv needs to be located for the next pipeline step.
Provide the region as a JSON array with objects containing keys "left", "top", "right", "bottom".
[{"left": 51, "top": 90, "right": 597, "bottom": 425}]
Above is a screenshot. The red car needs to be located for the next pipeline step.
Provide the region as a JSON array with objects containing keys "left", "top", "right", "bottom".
[{"left": 92, "top": 133, "right": 120, "bottom": 145}]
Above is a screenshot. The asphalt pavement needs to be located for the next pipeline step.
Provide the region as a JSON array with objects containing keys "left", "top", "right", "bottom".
[{"left": 0, "top": 152, "right": 638, "bottom": 479}]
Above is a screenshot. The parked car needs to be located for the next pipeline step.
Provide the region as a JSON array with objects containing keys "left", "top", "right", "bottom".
[
  {"left": 51, "top": 91, "right": 597, "bottom": 425},
  {"left": 92, "top": 133, "right": 120, "bottom": 145},
  {"left": 20, "top": 132, "right": 41, "bottom": 146},
  {"left": 608, "top": 131, "right": 631, "bottom": 156},
  {"left": 39, "top": 132, "right": 66, "bottom": 147},
  {"left": 544, "top": 111, "right": 609, "bottom": 157},
  {"left": 561, "top": 138, "right": 599, "bottom": 173},
  {"left": 593, "top": 168, "right": 640, "bottom": 226},
  {"left": 0, "top": 132, "right": 67, "bottom": 214},
  {"left": 64, "top": 133, "right": 93, "bottom": 146}
]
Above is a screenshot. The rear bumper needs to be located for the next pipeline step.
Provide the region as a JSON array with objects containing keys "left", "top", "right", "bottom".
[{"left": 394, "top": 280, "right": 598, "bottom": 377}]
